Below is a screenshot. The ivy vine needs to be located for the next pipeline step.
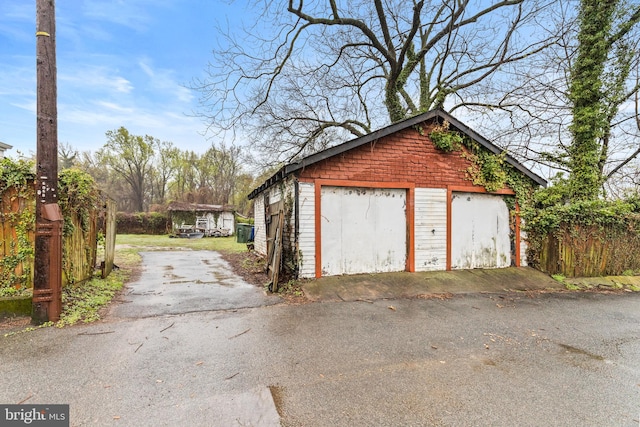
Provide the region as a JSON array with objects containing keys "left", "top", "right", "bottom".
[
  {"left": 58, "top": 168, "right": 99, "bottom": 234},
  {"left": 1, "top": 161, "right": 102, "bottom": 293},
  {"left": 429, "top": 120, "right": 463, "bottom": 152},
  {"left": 58, "top": 168, "right": 100, "bottom": 286},
  {"left": 518, "top": 175, "right": 640, "bottom": 271},
  {"left": 0, "top": 158, "right": 36, "bottom": 296},
  {"left": 429, "top": 123, "right": 533, "bottom": 201},
  {"left": 460, "top": 145, "right": 508, "bottom": 193}
]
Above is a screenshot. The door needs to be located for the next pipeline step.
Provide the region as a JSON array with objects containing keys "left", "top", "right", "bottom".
[
  {"left": 320, "top": 186, "right": 407, "bottom": 276},
  {"left": 451, "top": 192, "right": 511, "bottom": 269}
]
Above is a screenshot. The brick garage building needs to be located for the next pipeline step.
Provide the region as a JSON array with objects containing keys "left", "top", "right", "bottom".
[{"left": 249, "top": 109, "right": 546, "bottom": 279}]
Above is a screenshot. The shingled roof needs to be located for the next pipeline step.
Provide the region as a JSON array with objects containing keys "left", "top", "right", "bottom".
[
  {"left": 249, "top": 109, "right": 546, "bottom": 199},
  {"left": 167, "top": 202, "right": 235, "bottom": 212}
]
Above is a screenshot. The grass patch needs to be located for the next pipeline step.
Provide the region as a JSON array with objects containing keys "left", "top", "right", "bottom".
[
  {"left": 273, "top": 279, "right": 305, "bottom": 297},
  {"left": 116, "top": 234, "right": 247, "bottom": 253},
  {"left": 55, "top": 270, "right": 126, "bottom": 327}
]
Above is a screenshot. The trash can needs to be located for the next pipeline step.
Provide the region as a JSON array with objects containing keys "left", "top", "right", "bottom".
[{"left": 236, "top": 223, "right": 252, "bottom": 243}]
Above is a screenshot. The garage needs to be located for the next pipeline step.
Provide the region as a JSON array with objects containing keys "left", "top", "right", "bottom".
[
  {"left": 451, "top": 192, "right": 511, "bottom": 269},
  {"left": 320, "top": 186, "right": 407, "bottom": 275},
  {"left": 248, "top": 109, "right": 547, "bottom": 281}
]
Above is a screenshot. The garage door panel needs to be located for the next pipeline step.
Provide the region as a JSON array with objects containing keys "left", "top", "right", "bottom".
[
  {"left": 451, "top": 192, "right": 510, "bottom": 269},
  {"left": 340, "top": 198, "right": 376, "bottom": 274},
  {"left": 321, "top": 187, "right": 406, "bottom": 276},
  {"left": 374, "top": 190, "right": 406, "bottom": 271},
  {"left": 320, "top": 187, "right": 343, "bottom": 276}
]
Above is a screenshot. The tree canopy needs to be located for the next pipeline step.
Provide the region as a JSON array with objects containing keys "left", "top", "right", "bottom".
[
  {"left": 465, "top": 0, "right": 640, "bottom": 198},
  {"left": 195, "top": 0, "right": 560, "bottom": 164},
  {"left": 75, "top": 128, "right": 250, "bottom": 213}
]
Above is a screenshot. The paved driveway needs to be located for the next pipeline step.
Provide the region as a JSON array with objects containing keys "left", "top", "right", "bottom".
[
  {"left": 1, "top": 251, "right": 639, "bottom": 426},
  {"left": 111, "top": 251, "right": 281, "bottom": 318}
]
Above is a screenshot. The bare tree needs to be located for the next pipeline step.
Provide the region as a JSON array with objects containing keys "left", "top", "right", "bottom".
[
  {"left": 194, "top": 0, "right": 560, "bottom": 164},
  {"left": 58, "top": 142, "right": 78, "bottom": 170},
  {"left": 151, "top": 140, "right": 179, "bottom": 205},
  {"left": 465, "top": 1, "right": 640, "bottom": 197},
  {"left": 97, "top": 127, "right": 155, "bottom": 212}
]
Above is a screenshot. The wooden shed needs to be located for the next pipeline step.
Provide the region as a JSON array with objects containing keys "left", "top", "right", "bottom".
[
  {"left": 248, "top": 110, "right": 546, "bottom": 279},
  {"left": 167, "top": 202, "right": 235, "bottom": 237}
]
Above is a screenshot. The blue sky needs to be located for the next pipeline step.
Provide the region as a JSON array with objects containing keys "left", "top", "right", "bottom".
[{"left": 0, "top": 0, "right": 243, "bottom": 157}]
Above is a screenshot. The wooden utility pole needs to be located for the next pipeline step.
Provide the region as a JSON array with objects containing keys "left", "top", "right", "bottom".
[{"left": 33, "top": 0, "right": 63, "bottom": 324}]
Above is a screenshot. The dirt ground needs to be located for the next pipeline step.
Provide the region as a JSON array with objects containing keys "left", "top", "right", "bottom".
[
  {"left": 219, "top": 250, "right": 270, "bottom": 288},
  {"left": 220, "top": 250, "right": 309, "bottom": 304},
  {"left": 0, "top": 315, "right": 31, "bottom": 332}
]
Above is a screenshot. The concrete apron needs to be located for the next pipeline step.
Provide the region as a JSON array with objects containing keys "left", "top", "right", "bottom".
[{"left": 302, "top": 267, "right": 566, "bottom": 302}]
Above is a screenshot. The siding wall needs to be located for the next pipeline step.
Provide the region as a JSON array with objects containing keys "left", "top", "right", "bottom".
[
  {"left": 253, "top": 181, "right": 297, "bottom": 266},
  {"left": 414, "top": 188, "right": 447, "bottom": 271},
  {"left": 199, "top": 211, "right": 235, "bottom": 234},
  {"left": 253, "top": 196, "right": 266, "bottom": 255},
  {"left": 253, "top": 184, "right": 289, "bottom": 256},
  {"left": 297, "top": 182, "right": 315, "bottom": 278},
  {"left": 220, "top": 211, "right": 235, "bottom": 234}
]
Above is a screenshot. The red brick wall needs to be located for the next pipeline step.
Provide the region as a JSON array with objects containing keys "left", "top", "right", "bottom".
[{"left": 297, "top": 122, "right": 493, "bottom": 189}]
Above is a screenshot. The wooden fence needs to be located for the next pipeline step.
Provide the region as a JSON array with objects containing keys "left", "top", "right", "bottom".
[
  {"left": 62, "top": 201, "right": 99, "bottom": 286},
  {"left": 102, "top": 197, "right": 117, "bottom": 278},
  {"left": 0, "top": 183, "right": 116, "bottom": 291},
  {"left": 0, "top": 186, "right": 35, "bottom": 291},
  {"left": 537, "top": 223, "right": 640, "bottom": 277}
]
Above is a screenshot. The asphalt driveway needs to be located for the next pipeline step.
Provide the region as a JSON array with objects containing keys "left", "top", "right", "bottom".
[
  {"left": 1, "top": 251, "right": 639, "bottom": 426},
  {"left": 111, "top": 250, "right": 281, "bottom": 318}
]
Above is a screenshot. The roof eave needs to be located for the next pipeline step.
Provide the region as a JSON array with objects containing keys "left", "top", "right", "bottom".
[
  {"left": 248, "top": 109, "right": 547, "bottom": 197},
  {"left": 441, "top": 113, "right": 547, "bottom": 187}
]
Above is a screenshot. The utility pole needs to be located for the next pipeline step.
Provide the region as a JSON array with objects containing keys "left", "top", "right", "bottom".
[{"left": 33, "top": 0, "right": 63, "bottom": 324}]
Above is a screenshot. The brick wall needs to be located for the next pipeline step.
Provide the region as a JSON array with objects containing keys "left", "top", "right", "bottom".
[{"left": 297, "top": 123, "right": 491, "bottom": 189}]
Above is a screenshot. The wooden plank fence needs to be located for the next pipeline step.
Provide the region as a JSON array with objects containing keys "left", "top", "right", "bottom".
[
  {"left": 537, "top": 223, "right": 640, "bottom": 277},
  {"left": 1, "top": 182, "right": 116, "bottom": 291},
  {"left": 102, "top": 197, "right": 117, "bottom": 278},
  {"left": 0, "top": 186, "right": 35, "bottom": 291}
]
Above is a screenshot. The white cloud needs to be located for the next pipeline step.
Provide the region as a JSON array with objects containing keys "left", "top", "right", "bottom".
[
  {"left": 0, "top": 62, "right": 34, "bottom": 97},
  {"left": 138, "top": 58, "right": 193, "bottom": 103},
  {"left": 81, "top": 0, "right": 152, "bottom": 31},
  {"left": 94, "top": 101, "right": 135, "bottom": 114},
  {"left": 10, "top": 100, "right": 36, "bottom": 114},
  {"left": 59, "top": 65, "right": 133, "bottom": 94},
  {"left": 2, "top": 3, "right": 32, "bottom": 20},
  {"left": 1, "top": 0, "right": 209, "bottom": 156},
  {"left": 58, "top": 99, "right": 205, "bottom": 153},
  {"left": 79, "top": 0, "right": 174, "bottom": 31}
]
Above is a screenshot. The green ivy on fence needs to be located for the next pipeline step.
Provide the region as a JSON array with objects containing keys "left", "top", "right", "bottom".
[
  {"left": 0, "top": 158, "right": 36, "bottom": 296},
  {"left": 1, "top": 159, "right": 102, "bottom": 293}
]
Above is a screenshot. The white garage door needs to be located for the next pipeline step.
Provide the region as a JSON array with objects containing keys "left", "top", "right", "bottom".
[
  {"left": 451, "top": 192, "right": 511, "bottom": 269},
  {"left": 321, "top": 186, "right": 407, "bottom": 276}
]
